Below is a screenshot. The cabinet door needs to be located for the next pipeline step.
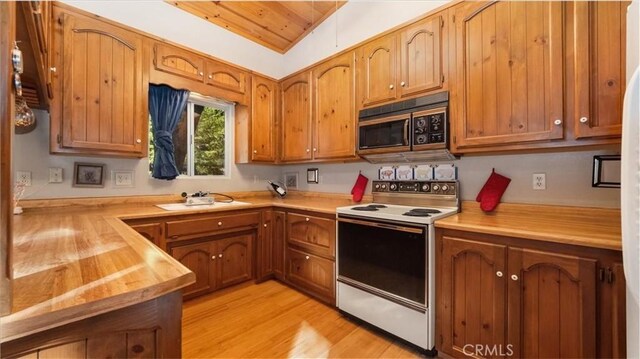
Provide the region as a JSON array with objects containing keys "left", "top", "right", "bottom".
[
  {"left": 598, "top": 262, "right": 627, "bottom": 358},
  {"left": 453, "top": 1, "right": 564, "bottom": 149},
  {"left": 507, "top": 248, "right": 597, "bottom": 358},
  {"left": 256, "top": 210, "right": 273, "bottom": 281},
  {"left": 59, "top": 13, "right": 146, "bottom": 155},
  {"left": 216, "top": 233, "right": 253, "bottom": 290},
  {"left": 358, "top": 35, "right": 397, "bottom": 107},
  {"left": 280, "top": 71, "right": 312, "bottom": 161},
  {"left": 574, "top": 1, "right": 629, "bottom": 139},
  {"left": 440, "top": 235, "right": 507, "bottom": 358},
  {"left": 153, "top": 43, "right": 204, "bottom": 82},
  {"left": 272, "top": 211, "right": 286, "bottom": 280},
  {"left": 285, "top": 247, "right": 335, "bottom": 304},
  {"left": 204, "top": 60, "right": 246, "bottom": 95},
  {"left": 170, "top": 241, "right": 216, "bottom": 298},
  {"left": 398, "top": 15, "right": 443, "bottom": 98},
  {"left": 129, "top": 223, "right": 162, "bottom": 248},
  {"left": 312, "top": 52, "right": 357, "bottom": 160},
  {"left": 251, "top": 75, "right": 277, "bottom": 162},
  {"left": 287, "top": 213, "right": 335, "bottom": 259}
]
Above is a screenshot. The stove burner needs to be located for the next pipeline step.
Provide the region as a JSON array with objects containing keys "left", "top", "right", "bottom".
[
  {"left": 351, "top": 204, "right": 388, "bottom": 211},
  {"left": 402, "top": 208, "right": 442, "bottom": 217}
]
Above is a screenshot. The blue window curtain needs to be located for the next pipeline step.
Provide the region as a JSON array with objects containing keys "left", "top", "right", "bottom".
[{"left": 149, "top": 84, "right": 190, "bottom": 180}]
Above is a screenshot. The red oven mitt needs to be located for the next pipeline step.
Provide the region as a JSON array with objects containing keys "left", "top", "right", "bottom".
[
  {"left": 351, "top": 173, "right": 369, "bottom": 203},
  {"left": 476, "top": 169, "right": 511, "bottom": 212}
]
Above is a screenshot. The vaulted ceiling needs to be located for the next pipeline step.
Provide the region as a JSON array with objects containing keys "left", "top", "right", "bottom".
[{"left": 166, "top": 1, "right": 346, "bottom": 53}]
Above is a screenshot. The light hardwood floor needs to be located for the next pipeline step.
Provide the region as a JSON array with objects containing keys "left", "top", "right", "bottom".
[{"left": 182, "top": 280, "right": 426, "bottom": 358}]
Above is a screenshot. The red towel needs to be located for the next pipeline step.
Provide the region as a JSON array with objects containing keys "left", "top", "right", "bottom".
[
  {"left": 476, "top": 168, "right": 511, "bottom": 212},
  {"left": 351, "top": 173, "right": 369, "bottom": 203}
]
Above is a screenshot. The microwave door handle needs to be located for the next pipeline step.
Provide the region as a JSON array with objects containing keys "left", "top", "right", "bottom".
[{"left": 403, "top": 119, "right": 410, "bottom": 145}]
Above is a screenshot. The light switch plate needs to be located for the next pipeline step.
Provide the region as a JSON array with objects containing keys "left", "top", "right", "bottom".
[
  {"left": 112, "top": 170, "right": 134, "bottom": 188},
  {"left": 49, "top": 168, "right": 63, "bottom": 183}
]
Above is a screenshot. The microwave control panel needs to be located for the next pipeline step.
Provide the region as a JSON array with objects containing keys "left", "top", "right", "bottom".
[{"left": 412, "top": 108, "right": 447, "bottom": 146}]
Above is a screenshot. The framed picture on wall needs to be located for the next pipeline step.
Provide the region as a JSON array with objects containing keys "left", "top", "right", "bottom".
[{"left": 73, "top": 162, "right": 105, "bottom": 188}]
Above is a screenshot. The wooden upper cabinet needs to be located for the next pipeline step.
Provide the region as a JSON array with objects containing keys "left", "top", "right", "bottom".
[
  {"left": 440, "top": 235, "right": 507, "bottom": 358},
  {"left": 205, "top": 60, "right": 247, "bottom": 95},
  {"left": 312, "top": 51, "right": 357, "bottom": 160},
  {"left": 280, "top": 71, "right": 312, "bottom": 162},
  {"left": 153, "top": 42, "right": 204, "bottom": 82},
  {"left": 358, "top": 35, "right": 397, "bottom": 107},
  {"left": 573, "top": 1, "right": 629, "bottom": 139},
  {"left": 399, "top": 15, "right": 443, "bottom": 98},
  {"left": 53, "top": 10, "right": 146, "bottom": 157},
  {"left": 507, "top": 248, "right": 597, "bottom": 358},
  {"left": 452, "top": 1, "right": 564, "bottom": 150},
  {"left": 251, "top": 75, "right": 277, "bottom": 162}
]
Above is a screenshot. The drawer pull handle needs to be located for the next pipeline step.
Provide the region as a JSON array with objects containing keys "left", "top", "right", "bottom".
[
  {"left": 305, "top": 217, "right": 310, "bottom": 222},
  {"left": 218, "top": 221, "right": 223, "bottom": 226},
  {"left": 219, "top": 254, "right": 223, "bottom": 258},
  {"left": 511, "top": 274, "right": 519, "bottom": 281},
  {"left": 496, "top": 271, "right": 503, "bottom": 277},
  {"left": 305, "top": 255, "right": 310, "bottom": 260},
  {"left": 263, "top": 224, "right": 268, "bottom": 227}
]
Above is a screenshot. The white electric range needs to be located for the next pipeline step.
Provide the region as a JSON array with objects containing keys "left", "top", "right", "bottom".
[{"left": 335, "top": 180, "right": 460, "bottom": 356}]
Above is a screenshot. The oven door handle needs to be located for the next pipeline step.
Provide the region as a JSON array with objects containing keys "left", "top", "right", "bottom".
[
  {"left": 403, "top": 119, "right": 410, "bottom": 146},
  {"left": 338, "top": 217, "right": 424, "bottom": 234}
]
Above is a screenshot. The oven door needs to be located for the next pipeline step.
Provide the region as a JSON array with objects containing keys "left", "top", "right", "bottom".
[
  {"left": 358, "top": 114, "right": 411, "bottom": 155},
  {"left": 337, "top": 215, "right": 427, "bottom": 311}
]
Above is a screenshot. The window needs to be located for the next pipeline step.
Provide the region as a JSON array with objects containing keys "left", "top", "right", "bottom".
[{"left": 149, "top": 94, "right": 233, "bottom": 177}]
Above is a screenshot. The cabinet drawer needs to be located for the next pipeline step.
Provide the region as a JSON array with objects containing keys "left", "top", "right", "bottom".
[
  {"left": 285, "top": 247, "right": 335, "bottom": 303},
  {"left": 286, "top": 213, "right": 336, "bottom": 258},
  {"left": 166, "top": 212, "right": 260, "bottom": 239},
  {"left": 153, "top": 43, "right": 205, "bottom": 82}
]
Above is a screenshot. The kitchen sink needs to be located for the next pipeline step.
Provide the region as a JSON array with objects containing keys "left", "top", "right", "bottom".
[{"left": 156, "top": 201, "right": 250, "bottom": 211}]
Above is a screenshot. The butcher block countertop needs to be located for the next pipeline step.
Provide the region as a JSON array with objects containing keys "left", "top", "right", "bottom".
[
  {"left": 1, "top": 192, "right": 360, "bottom": 343},
  {"left": 435, "top": 201, "right": 622, "bottom": 251}
]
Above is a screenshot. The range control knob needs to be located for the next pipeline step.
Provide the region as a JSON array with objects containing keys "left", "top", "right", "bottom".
[
  {"left": 381, "top": 184, "right": 387, "bottom": 190},
  {"left": 432, "top": 184, "right": 440, "bottom": 192},
  {"left": 389, "top": 183, "right": 397, "bottom": 191},
  {"left": 374, "top": 183, "right": 380, "bottom": 190},
  {"left": 441, "top": 184, "right": 449, "bottom": 192},
  {"left": 422, "top": 184, "right": 430, "bottom": 192}
]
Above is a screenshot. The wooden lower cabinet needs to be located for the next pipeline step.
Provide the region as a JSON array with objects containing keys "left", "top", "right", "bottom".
[
  {"left": 272, "top": 211, "right": 286, "bottom": 281},
  {"left": 256, "top": 210, "right": 274, "bottom": 281},
  {"left": 285, "top": 247, "right": 335, "bottom": 304},
  {"left": 436, "top": 229, "right": 625, "bottom": 358},
  {"left": 1, "top": 291, "right": 183, "bottom": 358},
  {"left": 169, "top": 231, "right": 255, "bottom": 300},
  {"left": 287, "top": 212, "right": 336, "bottom": 258},
  {"left": 128, "top": 222, "right": 163, "bottom": 248}
]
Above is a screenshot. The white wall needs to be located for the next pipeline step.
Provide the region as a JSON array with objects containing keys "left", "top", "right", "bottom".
[
  {"left": 12, "top": 111, "right": 280, "bottom": 199},
  {"left": 283, "top": 1, "right": 448, "bottom": 73},
  {"left": 278, "top": 147, "right": 622, "bottom": 208}
]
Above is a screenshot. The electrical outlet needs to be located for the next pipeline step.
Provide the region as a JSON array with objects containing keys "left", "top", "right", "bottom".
[
  {"left": 533, "top": 173, "right": 546, "bottom": 190},
  {"left": 49, "top": 168, "right": 63, "bottom": 183},
  {"left": 16, "top": 171, "right": 31, "bottom": 186}
]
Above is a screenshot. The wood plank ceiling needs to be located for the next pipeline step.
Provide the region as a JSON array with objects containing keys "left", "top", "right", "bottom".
[{"left": 166, "top": 1, "right": 346, "bottom": 53}]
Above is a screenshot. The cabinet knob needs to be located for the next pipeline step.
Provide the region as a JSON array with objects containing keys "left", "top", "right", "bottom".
[
  {"left": 306, "top": 149, "right": 310, "bottom": 153},
  {"left": 218, "top": 221, "right": 223, "bottom": 226},
  {"left": 579, "top": 116, "right": 589, "bottom": 124},
  {"left": 49, "top": 67, "right": 57, "bottom": 73},
  {"left": 253, "top": 150, "right": 258, "bottom": 154},
  {"left": 553, "top": 119, "right": 562, "bottom": 126},
  {"left": 511, "top": 274, "right": 519, "bottom": 281},
  {"left": 199, "top": 72, "right": 204, "bottom": 76},
  {"left": 400, "top": 81, "right": 406, "bottom": 87},
  {"left": 211, "top": 255, "right": 216, "bottom": 260},
  {"left": 496, "top": 271, "right": 503, "bottom": 277},
  {"left": 389, "top": 84, "right": 394, "bottom": 89},
  {"left": 219, "top": 254, "right": 223, "bottom": 258},
  {"left": 136, "top": 139, "right": 141, "bottom": 144},
  {"left": 305, "top": 255, "right": 310, "bottom": 260},
  {"left": 313, "top": 148, "right": 317, "bottom": 152},
  {"left": 263, "top": 223, "right": 267, "bottom": 228},
  {"left": 208, "top": 74, "right": 213, "bottom": 79},
  {"left": 305, "top": 217, "right": 310, "bottom": 222}
]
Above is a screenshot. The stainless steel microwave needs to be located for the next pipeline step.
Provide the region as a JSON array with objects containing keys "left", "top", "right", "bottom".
[{"left": 357, "top": 92, "right": 455, "bottom": 163}]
